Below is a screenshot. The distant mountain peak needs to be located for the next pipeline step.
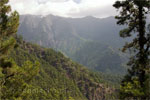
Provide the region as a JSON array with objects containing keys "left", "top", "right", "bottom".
[{"left": 84, "top": 15, "right": 97, "bottom": 19}]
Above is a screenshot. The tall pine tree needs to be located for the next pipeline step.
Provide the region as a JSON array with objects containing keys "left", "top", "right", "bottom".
[
  {"left": 113, "top": 0, "right": 150, "bottom": 99},
  {"left": 0, "top": 0, "right": 39, "bottom": 99}
]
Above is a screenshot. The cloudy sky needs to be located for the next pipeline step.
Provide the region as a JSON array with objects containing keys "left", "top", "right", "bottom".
[{"left": 9, "top": 0, "right": 117, "bottom": 18}]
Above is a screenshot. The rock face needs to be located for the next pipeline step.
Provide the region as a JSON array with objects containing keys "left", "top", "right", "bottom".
[{"left": 19, "top": 15, "right": 55, "bottom": 47}]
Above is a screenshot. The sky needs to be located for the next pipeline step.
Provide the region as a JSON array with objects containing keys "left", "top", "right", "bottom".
[{"left": 9, "top": 0, "right": 117, "bottom": 18}]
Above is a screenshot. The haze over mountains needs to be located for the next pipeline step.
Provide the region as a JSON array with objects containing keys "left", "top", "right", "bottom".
[
  {"left": 18, "top": 14, "right": 129, "bottom": 74},
  {"left": 19, "top": 14, "right": 126, "bottom": 47}
]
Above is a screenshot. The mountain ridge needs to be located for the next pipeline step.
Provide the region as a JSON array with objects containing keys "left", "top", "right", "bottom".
[{"left": 18, "top": 14, "right": 128, "bottom": 74}]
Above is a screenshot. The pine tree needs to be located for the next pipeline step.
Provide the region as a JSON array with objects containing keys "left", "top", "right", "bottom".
[
  {"left": 0, "top": 0, "right": 19, "bottom": 96},
  {"left": 113, "top": 0, "right": 150, "bottom": 99},
  {"left": 0, "top": 0, "right": 39, "bottom": 99}
]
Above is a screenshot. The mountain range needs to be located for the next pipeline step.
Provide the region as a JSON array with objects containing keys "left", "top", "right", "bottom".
[{"left": 18, "top": 14, "right": 129, "bottom": 74}]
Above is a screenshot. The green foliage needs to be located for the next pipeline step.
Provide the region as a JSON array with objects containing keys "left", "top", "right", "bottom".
[
  {"left": 120, "top": 77, "right": 144, "bottom": 98},
  {"left": 0, "top": 60, "right": 39, "bottom": 100},
  {"left": 113, "top": 0, "right": 150, "bottom": 99}
]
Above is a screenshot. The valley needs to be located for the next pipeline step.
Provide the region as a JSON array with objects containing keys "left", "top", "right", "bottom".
[{"left": 18, "top": 14, "right": 129, "bottom": 75}]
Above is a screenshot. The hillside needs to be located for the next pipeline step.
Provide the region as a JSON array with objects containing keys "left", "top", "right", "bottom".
[
  {"left": 18, "top": 14, "right": 129, "bottom": 75},
  {"left": 71, "top": 41, "right": 127, "bottom": 74},
  {"left": 9, "top": 37, "right": 116, "bottom": 100}
]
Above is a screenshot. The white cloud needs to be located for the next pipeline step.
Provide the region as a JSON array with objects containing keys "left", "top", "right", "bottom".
[{"left": 9, "top": 0, "right": 117, "bottom": 18}]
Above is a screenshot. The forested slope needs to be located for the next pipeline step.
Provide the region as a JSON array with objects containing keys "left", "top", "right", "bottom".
[
  {"left": 71, "top": 41, "right": 127, "bottom": 74},
  {"left": 9, "top": 37, "right": 115, "bottom": 100}
]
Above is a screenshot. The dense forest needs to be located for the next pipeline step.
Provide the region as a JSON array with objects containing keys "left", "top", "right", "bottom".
[
  {"left": 0, "top": 0, "right": 150, "bottom": 100},
  {"left": 10, "top": 36, "right": 120, "bottom": 100}
]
